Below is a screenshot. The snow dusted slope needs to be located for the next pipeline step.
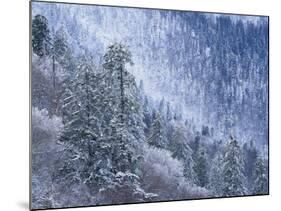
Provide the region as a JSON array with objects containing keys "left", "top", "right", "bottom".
[{"left": 32, "top": 2, "right": 268, "bottom": 145}]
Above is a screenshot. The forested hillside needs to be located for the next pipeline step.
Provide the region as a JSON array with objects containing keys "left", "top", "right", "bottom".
[{"left": 31, "top": 2, "right": 269, "bottom": 209}]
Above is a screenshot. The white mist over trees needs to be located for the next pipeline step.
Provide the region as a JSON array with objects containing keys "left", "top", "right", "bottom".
[{"left": 31, "top": 2, "right": 269, "bottom": 210}]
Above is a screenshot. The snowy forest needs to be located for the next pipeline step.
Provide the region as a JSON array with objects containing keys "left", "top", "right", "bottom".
[{"left": 31, "top": 2, "right": 269, "bottom": 210}]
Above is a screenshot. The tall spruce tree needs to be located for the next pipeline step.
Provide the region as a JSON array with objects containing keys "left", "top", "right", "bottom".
[
  {"left": 243, "top": 141, "right": 258, "bottom": 189},
  {"left": 60, "top": 57, "right": 101, "bottom": 149},
  {"left": 252, "top": 157, "right": 268, "bottom": 195},
  {"left": 166, "top": 102, "right": 173, "bottom": 122},
  {"left": 51, "top": 27, "right": 70, "bottom": 115},
  {"left": 221, "top": 137, "right": 247, "bottom": 196},
  {"left": 208, "top": 153, "right": 223, "bottom": 196},
  {"left": 57, "top": 57, "right": 110, "bottom": 197},
  {"left": 193, "top": 144, "right": 208, "bottom": 187},
  {"left": 32, "top": 16, "right": 71, "bottom": 116},
  {"left": 170, "top": 123, "right": 195, "bottom": 182},
  {"left": 101, "top": 43, "right": 149, "bottom": 202},
  {"left": 32, "top": 14, "right": 51, "bottom": 57},
  {"left": 103, "top": 43, "right": 145, "bottom": 144},
  {"left": 53, "top": 27, "right": 69, "bottom": 62},
  {"left": 142, "top": 96, "right": 152, "bottom": 136},
  {"left": 147, "top": 112, "right": 168, "bottom": 149}
]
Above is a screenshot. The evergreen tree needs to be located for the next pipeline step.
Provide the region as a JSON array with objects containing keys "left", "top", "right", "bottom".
[
  {"left": 32, "top": 16, "right": 71, "bottom": 116},
  {"left": 208, "top": 153, "right": 223, "bottom": 196},
  {"left": 57, "top": 57, "right": 109, "bottom": 196},
  {"left": 60, "top": 58, "right": 102, "bottom": 148},
  {"left": 173, "top": 104, "right": 183, "bottom": 121},
  {"left": 191, "top": 131, "right": 201, "bottom": 152},
  {"left": 32, "top": 14, "right": 51, "bottom": 57},
  {"left": 193, "top": 144, "right": 208, "bottom": 187},
  {"left": 142, "top": 96, "right": 152, "bottom": 136},
  {"left": 221, "top": 137, "right": 247, "bottom": 196},
  {"left": 103, "top": 43, "right": 145, "bottom": 143},
  {"left": 147, "top": 112, "right": 168, "bottom": 149},
  {"left": 170, "top": 123, "right": 194, "bottom": 182},
  {"left": 201, "top": 125, "right": 210, "bottom": 136},
  {"left": 252, "top": 157, "right": 268, "bottom": 195},
  {"left": 166, "top": 121, "right": 175, "bottom": 149},
  {"left": 50, "top": 27, "right": 70, "bottom": 115},
  {"left": 53, "top": 27, "right": 70, "bottom": 66},
  {"left": 243, "top": 141, "right": 258, "bottom": 188},
  {"left": 101, "top": 43, "right": 148, "bottom": 202},
  {"left": 32, "top": 63, "right": 53, "bottom": 112},
  {"left": 166, "top": 102, "right": 173, "bottom": 122}
]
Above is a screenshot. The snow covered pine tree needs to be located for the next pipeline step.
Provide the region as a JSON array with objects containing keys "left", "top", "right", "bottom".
[
  {"left": 252, "top": 156, "right": 268, "bottom": 195},
  {"left": 100, "top": 43, "right": 153, "bottom": 203},
  {"left": 170, "top": 123, "right": 195, "bottom": 183},
  {"left": 221, "top": 137, "right": 247, "bottom": 196}
]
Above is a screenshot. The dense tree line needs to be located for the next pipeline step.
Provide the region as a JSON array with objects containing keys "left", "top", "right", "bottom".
[{"left": 31, "top": 13, "right": 268, "bottom": 210}]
